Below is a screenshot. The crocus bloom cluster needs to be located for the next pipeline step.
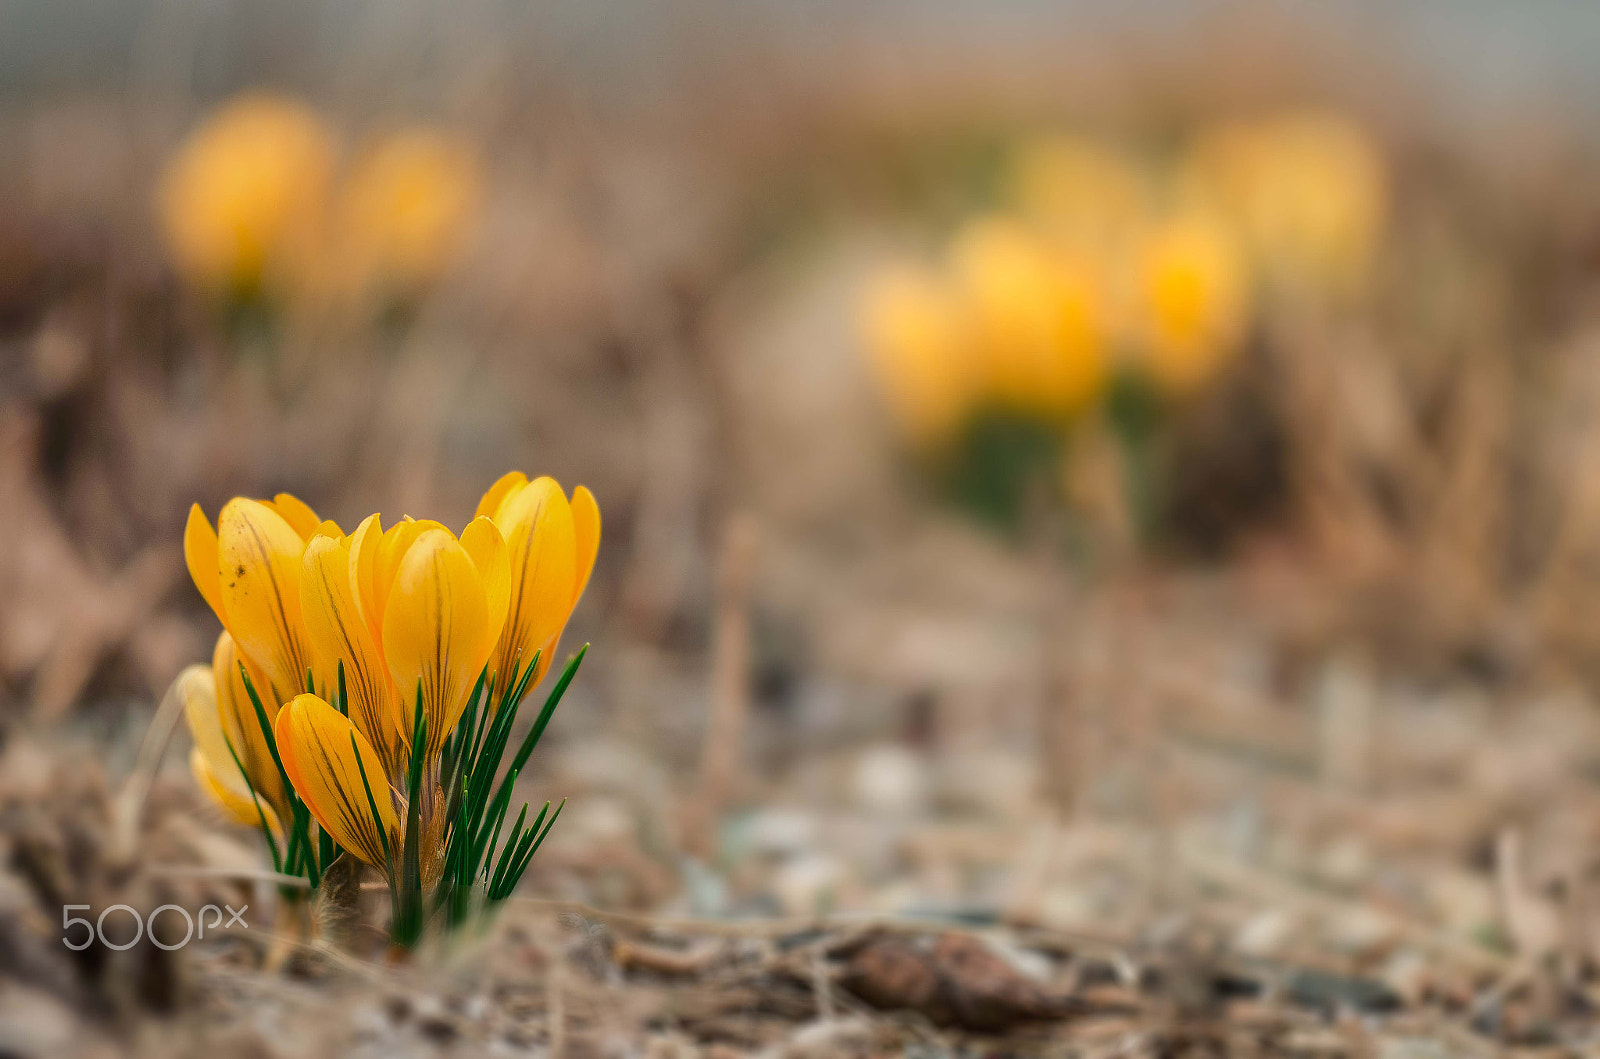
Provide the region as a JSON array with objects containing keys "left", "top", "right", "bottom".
[
  {"left": 158, "top": 92, "right": 482, "bottom": 311},
  {"left": 177, "top": 477, "right": 597, "bottom": 898},
  {"left": 1180, "top": 112, "right": 1387, "bottom": 298},
  {"left": 859, "top": 110, "right": 1387, "bottom": 453}
]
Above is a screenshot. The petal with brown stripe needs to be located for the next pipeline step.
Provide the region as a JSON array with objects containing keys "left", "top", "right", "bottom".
[
  {"left": 275, "top": 693, "right": 397, "bottom": 869},
  {"left": 381, "top": 528, "right": 493, "bottom": 762},
  {"left": 302, "top": 529, "right": 406, "bottom": 777},
  {"left": 217, "top": 498, "right": 312, "bottom": 707}
]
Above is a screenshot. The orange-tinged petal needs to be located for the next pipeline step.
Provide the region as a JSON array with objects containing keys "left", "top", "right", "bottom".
[
  {"left": 381, "top": 528, "right": 493, "bottom": 760},
  {"left": 459, "top": 515, "right": 510, "bottom": 659},
  {"left": 217, "top": 498, "right": 312, "bottom": 706},
  {"left": 491, "top": 478, "right": 576, "bottom": 688},
  {"left": 212, "top": 631, "right": 286, "bottom": 813},
  {"left": 190, "top": 748, "right": 283, "bottom": 836},
  {"left": 475, "top": 470, "right": 527, "bottom": 521},
  {"left": 185, "top": 504, "right": 227, "bottom": 627},
  {"left": 301, "top": 531, "right": 406, "bottom": 776},
  {"left": 269, "top": 493, "right": 323, "bottom": 542},
  {"left": 276, "top": 694, "right": 397, "bottom": 869},
  {"left": 570, "top": 485, "right": 600, "bottom": 606}
]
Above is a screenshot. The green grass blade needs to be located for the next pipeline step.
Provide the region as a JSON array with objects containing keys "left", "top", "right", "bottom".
[
  {"left": 502, "top": 797, "right": 565, "bottom": 896},
  {"left": 239, "top": 665, "right": 320, "bottom": 886},
  {"left": 394, "top": 683, "right": 427, "bottom": 947},
  {"left": 489, "top": 812, "right": 539, "bottom": 899},
  {"left": 489, "top": 646, "right": 586, "bottom": 816},
  {"left": 351, "top": 731, "right": 392, "bottom": 867},
  {"left": 484, "top": 799, "right": 525, "bottom": 889},
  {"left": 222, "top": 736, "right": 281, "bottom": 871}
]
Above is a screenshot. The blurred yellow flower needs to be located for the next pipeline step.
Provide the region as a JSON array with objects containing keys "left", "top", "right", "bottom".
[
  {"left": 859, "top": 265, "right": 978, "bottom": 447},
  {"left": 1182, "top": 111, "right": 1387, "bottom": 296},
  {"left": 339, "top": 129, "right": 482, "bottom": 299},
  {"left": 1008, "top": 133, "right": 1149, "bottom": 255},
  {"left": 175, "top": 633, "right": 287, "bottom": 836},
  {"left": 158, "top": 94, "right": 336, "bottom": 298},
  {"left": 950, "top": 216, "right": 1108, "bottom": 420},
  {"left": 1134, "top": 210, "right": 1251, "bottom": 396}
]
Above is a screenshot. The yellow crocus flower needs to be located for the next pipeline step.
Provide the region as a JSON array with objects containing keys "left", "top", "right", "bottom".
[
  {"left": 300, "top": 514, "right": 510, "bottom": 770},
  {"left": 181, "top": 493, "right": 325, "bottom": 832},
  {"left": 177, "top": 477, "right": 594, "bottom": 919},
  {"left": 1134, "top": 210, "right": 1251, "bottom": 396},
  {"left": 158, "top": 94, "right": 336, "bottom": 298},
  {"left": 1008, "top": 133, "right": 1149, "bottom": 255},
  {"left": 184, "top": 494, "right": 326, "bottom": 712},
  {"left": 950, "top": 216, "right": 1108, "bottom": 420},
  {"left": 474, "top": 474, "right": 600, "bottom": 693},
  {"left": 859, "top": 265, "right": 977, "bottom": 448},
  {"left": 1182, "top": 111, "right": 1387, "bottom": 296},
  {"left": 277, "top": 514, "right": 510, "bottom": 884},
  {"left": 176, "top": 634, "right": 287, "bottom": 834},
  {"left": 338, "top": 128, "right": 482, "bottom": 299}
]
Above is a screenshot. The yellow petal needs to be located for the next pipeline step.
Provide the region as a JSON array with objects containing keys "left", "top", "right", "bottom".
[
  {"left": 179, "top": 662, "right": 282, "bottom": 831},
  {"left": 475, "top": 471, "right": 528, "bottom": 521},
  {"left": 375, "top": 517, "right": 447, "bottom": 630},
  {"left": 269, "top": 493, "right": 323, "bottom": 542},
  {"left": 179, "top": 663, "right": 231, "bottom": 779},
  {"left": 523, "top": 484, "right": 597, "bottom": 687},
  {"left": 570, "top": 485, "right": 600, "bottom": 606},
  {"left": 191, "top": 748, "right": 283, "bottom": 836},
  {"left": 459, "top": 515, "right": 510, "bottom": 661},
  {"left": 301, "top": 531, "right": 406, "bottom": 776},
  {"left": 348, "top": 513, "right": 386, "bottom": 648},
  {"left": 217, "top": 498, "right": 312, "bottom": 706},
  {"left": 491, "top": 478, "right": 576, "bottom": 688},
  {"left": 381, "top": 528, "right": 492, "bottom": 760},
  {"left": 276, "top": 694, "right": 397, "bottom": 869},
  {"left": 184, "top": 504, "right": 227, "bottom": 628},
  {"left": 212, "top": 631, "right": 287, "bottom": 814}
]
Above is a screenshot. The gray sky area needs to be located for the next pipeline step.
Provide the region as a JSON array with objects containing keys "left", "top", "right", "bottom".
[{"left": 4, "top": 0, "right": 1600, "bottom": 133}]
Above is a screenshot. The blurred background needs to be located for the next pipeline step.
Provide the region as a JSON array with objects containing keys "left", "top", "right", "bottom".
[{"left": 12, "top": 1, "right": 1600, "bottom": 1053}]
